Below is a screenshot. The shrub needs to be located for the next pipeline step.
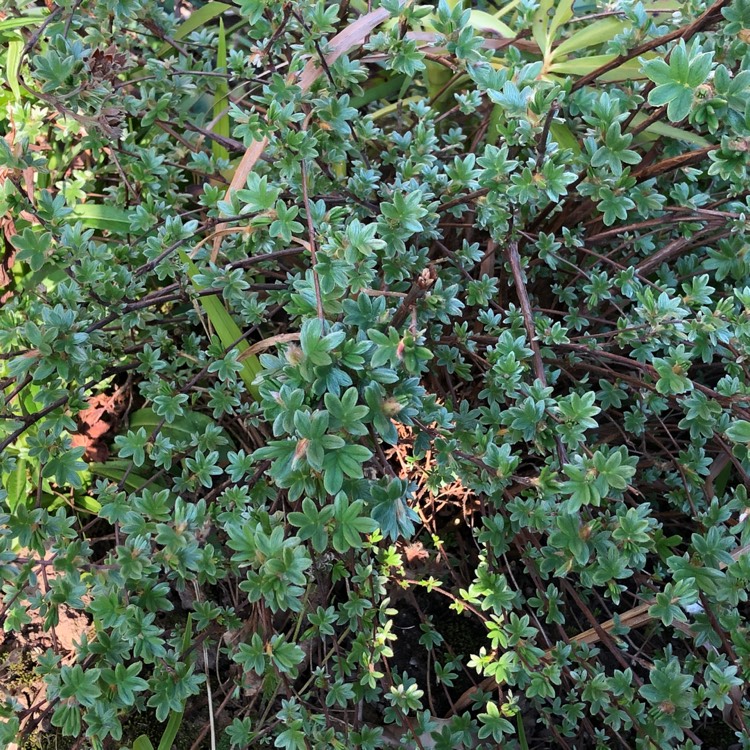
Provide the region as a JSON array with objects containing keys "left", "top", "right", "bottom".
[{"left": 1, "top": 0, "right": 750, "bottom": 748}]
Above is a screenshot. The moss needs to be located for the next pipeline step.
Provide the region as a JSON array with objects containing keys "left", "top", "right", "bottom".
[
  {"left": 696, "top": 719, "right": 738, "bottom": 748},
  {"left": 0, "top": 650, "right": 38, "bottom": 689},
  {"left": 437, "top": 612, "right": 487, "bottom": 658},
  {"left": 21, "top": 731, "right": 76, "bottom": 750}
]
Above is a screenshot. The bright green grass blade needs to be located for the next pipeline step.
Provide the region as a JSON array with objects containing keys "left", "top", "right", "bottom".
[
  {"left": 368, "top": 95, "right": 421, "bottom": 121},
  {"left": 0, "top": 13, "right": 46, "bottom": 35},
  {"left": 174, "top": 2, "right": 231, "bottom": 41},
  {"left": 213, "top": 19, "right": 229, "bottom": 161},
  {"left": 127, "top": 407, "right": 234, "bottom": 458},
  {"left": 548, "top": 54, "right": 647, "bottom": 81},
  {"left": 69, "top": 204, "right": 131, "bottom": 233},
  {"left": 154, "top": 615, "right": 193, "bottom": 750},
  {"left": 349, "top": 75, "right": 405, "bottom": 109},
  {"left": 88, "top": 460, "right": 168, "bottom": 494},
  {"left": 493, "top": 0, "right": 521, "bottom": 17},
  {"left": 158, "top": 2, "right": 231, "bottom": 55},
  {"left": 179, "top": 249, "right": 261, "bottom": 398},
  {"left": 631, "top": 114, "right": 711, "bottom": 148}
]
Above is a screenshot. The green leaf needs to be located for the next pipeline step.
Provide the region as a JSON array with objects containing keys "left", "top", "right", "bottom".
[
  {"left": 133, "top": 737, "right": 155, "bottom": 750},
  {"left": 324, "top": 388, "right": 369, "bottom": 435},
  {"left": 157, "top": 710, "right": 184, "bottom": 750},
  {"left": 727, "top": 420, "right": 750, "bottom": 444},
  {"left": 349, "top": 75, "right": 406, "bottom": 108},
  {"left": 532, "top": 0, "right": 573, "bottom": 55},
  {"left": 643, "top": 41, "right": 714, "bottom": 122},
  {"left": 332, "top": 495, "right": 378, "bottom": 552},
  {"left": 288, "top": 497, "right": 333, "bottom": 553},
  {"left": 43, "top": 447, "right": 87, "bottom": 489}
]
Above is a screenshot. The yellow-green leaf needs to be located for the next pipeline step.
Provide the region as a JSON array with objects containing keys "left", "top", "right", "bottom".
[
  {"left": 468, "top": 10, "right": 513, "bottom": 38},
  {"left": 493, "top": 0, "right": 522, "bottom": 18},
  {"left": 632, "top": 115, "right": 711, "bottom": 148},
  {"left": 549, "top": 122, "right": 581, "bottom": 155},
  {"left": 547, "top": 0, "right": 574, "bottom": 49},
  {"left": 75, "top": 495, "right": 102, "bottom": 515},
  {"left": 6, "top": 39, "right": 22, "bottom": 102},
  {"left": 133, "top": 736, "right": 155, "bottom": 750},
  {"left": 174, "top": 1, "right": 231, "bottom": 40},
  {"left": 368, "top": 96, "right": 422, "bottom": 121},
  {"left": 532, "top": 0, "right": 554, "bottom": 54},
  {"left": 548, "top": 55, "right": 647, "bottom": 81},
  {"left": 4, "top": 459, "right": 28, "bottom": 512}
]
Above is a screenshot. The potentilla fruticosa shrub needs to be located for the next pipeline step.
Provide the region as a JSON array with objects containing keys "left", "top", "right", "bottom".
[{"left": 2, "top": 0, "right": 750, "bottom": 747}]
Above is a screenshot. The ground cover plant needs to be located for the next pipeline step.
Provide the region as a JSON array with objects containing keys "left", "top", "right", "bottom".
[{"left": 1, "top": 0, "right": 750, "bottom": 747}]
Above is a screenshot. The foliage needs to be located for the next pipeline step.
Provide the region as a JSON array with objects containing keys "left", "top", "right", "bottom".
[{"left": 1, "top": 0, "right": 750, "bottom": 748}]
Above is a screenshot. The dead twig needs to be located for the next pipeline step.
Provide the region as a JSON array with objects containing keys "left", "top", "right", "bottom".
[{"left": 390, "top": 266, "right": 437, "bottom": 329}]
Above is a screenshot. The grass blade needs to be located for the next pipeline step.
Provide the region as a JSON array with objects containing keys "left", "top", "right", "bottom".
[
  {"left": 0, "top": 13, "right": 46, "bottom": 35},
  {"left": 158, "top": 2, "right": 231, "bottom": 54},
  {"left": 69, "top": 204, "right": 131, "bottom": 233},
  {"left": 88, "top": 461, "right": 168, "bottom": 494},
  {"left": 174, "top": 2, "right": 231, "bottom": 41},
  {"left": 552, "top": 18, "right": 627, "bottom": 59},
  {"left": 493, "top": 0, "right": 522, "bottom": 17},
  {"left": 631, "top": 115, "right": 711, "bottom": 147},
  {"left": 179, "top": 250, "right": 261, "bottom": 398},
  {"left": 212, "top": 19, "right": 229, "bottom": 161},
  {"left": 155, "top": 615, "right": 193, "bottom": 750},
  {"left": 547, "top": 0, "right": 574, "bottom": 50},
  {"left": 349, "top": 75, "right": 406, "bottom": 108}
]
